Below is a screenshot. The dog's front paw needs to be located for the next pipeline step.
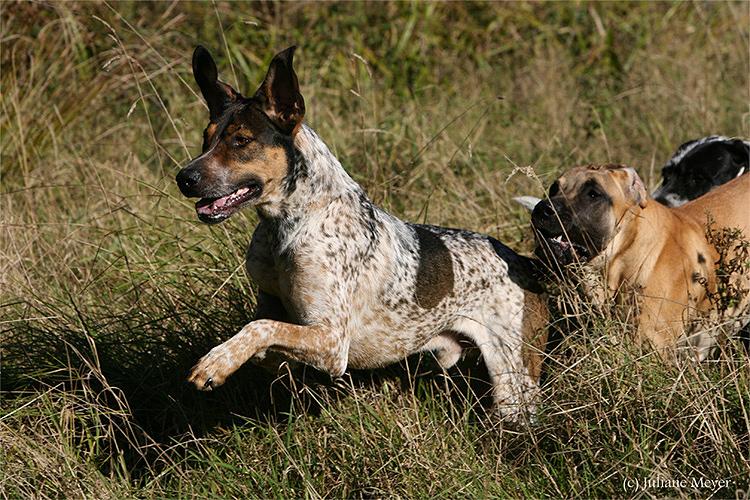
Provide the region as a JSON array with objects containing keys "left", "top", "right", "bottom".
[{"left": 188, "top": 346, "right": 238, "bottom": 390}]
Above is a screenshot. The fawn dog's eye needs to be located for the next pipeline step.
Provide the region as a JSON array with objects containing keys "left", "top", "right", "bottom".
[
  {"left": 581, "top": 180, "right": 604, "bottom": 200},
  {"left": 233, "top": 135, "right": 252, "bottom": 148}
]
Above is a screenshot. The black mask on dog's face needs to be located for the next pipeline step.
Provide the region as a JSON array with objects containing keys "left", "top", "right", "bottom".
[{"left": 531, "top": 165, "right": 647, "bottom": 267}]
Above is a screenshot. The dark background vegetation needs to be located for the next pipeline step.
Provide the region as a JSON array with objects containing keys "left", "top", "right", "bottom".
[{"left": 1, "top": 1, "right": 748, "bottom": 497}]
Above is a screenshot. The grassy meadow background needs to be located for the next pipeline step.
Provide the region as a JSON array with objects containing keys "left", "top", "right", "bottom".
[{"left": 2, "top": 1, "right": 749, "bottom": 497}]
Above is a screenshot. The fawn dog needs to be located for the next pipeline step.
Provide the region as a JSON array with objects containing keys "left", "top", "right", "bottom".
[
  {"left": 531, "top": 164, "right": 749, "bottom": 360},
  {"left": 175, "top": 46, "right": 547, "bottom": 420}
]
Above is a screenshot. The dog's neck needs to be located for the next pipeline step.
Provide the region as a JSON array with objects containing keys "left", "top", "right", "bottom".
[
  {"left": 255, "top": 124, "right": 380, "bottom": 254},
  {"left": 603, "top": 201, "right": 677, "bottom": 290},
  {"left": 256, "top": 124, "right": 365, "bottom": 222}
]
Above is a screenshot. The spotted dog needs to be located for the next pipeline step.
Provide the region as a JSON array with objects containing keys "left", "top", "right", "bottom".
[
  {"left": 175, "top": 46, "right": 548, "bottom": 421},
  {"left": 652, "top": 135, "right": 750, "bottom": 207},
  {"left": 531, "top": 164, "right": 750, "bottom": 360}
]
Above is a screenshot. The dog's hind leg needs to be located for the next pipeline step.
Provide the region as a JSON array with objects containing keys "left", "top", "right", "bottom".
[
  {"left": 188, "top": 320, "right": 349, "bottom": 390},
  {"left": 451, "top": 316, "right": 539, "bottom": 422}
]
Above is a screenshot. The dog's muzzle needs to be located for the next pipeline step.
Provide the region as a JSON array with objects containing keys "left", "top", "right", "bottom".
[
  {"left": 175, "top": 164, "right": 263, "bottom": 224},
  {"left": 531, "top": 200, "right": 590, "bottom": 266}
]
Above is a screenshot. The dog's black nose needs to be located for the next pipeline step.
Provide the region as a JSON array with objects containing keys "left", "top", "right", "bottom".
[
  {"left": 532, "top": 200, "right": 556, "bottom": 220},
  {"left": 176, "top": 167, "right": 202, "bottom": 197}
]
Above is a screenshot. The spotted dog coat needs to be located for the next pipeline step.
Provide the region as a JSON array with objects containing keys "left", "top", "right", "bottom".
[{"left": 176, "top": 46, "right": 547, "bottom": 421}]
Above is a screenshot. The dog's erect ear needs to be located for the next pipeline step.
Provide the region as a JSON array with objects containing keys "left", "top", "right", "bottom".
[
  {"left": 623, "top": 167, "right": 648, "bottom": 208},
  {"left": 253, "top": 46, "right": 305, "bottom": 135},
  {"left": 193, "top": 46, "right": 239, "bottom": 121}
]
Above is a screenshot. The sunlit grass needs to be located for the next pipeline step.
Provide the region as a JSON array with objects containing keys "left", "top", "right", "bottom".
[{"left": 1, "top": 1, "right": 748, "bottom": 497}]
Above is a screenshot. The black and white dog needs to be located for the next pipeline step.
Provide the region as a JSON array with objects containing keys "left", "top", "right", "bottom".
[
  {"left": 176, "top": 46, "right": 549, "bottom": 421},
  {"left": 652, "top": 136, "right": 750, "bottom": 207}
]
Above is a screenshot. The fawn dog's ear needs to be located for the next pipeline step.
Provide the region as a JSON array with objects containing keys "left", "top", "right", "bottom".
[
  {"left": 192, "top": 46, "right": 240, "bottom": 121},
  {"left": 623, "top": 167, "right": 648, "bottom": 209},
  {"left": 253, "top": 46, "right": 305, "bottom": 135}
]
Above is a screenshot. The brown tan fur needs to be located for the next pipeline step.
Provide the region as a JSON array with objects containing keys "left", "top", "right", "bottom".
[
  {"left": 521, "top": 291, "right": 549, "bottom": 381},
  {"left": 413, "top": 226, "right": 455, "bottom": 309},
  {"left": 534, "top": 165, "right": 749, "bottom": 359}
]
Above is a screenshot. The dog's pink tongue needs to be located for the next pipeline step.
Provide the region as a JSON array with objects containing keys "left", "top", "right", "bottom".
[
  {"left": 196, "top": 195, "right": 228, "bottom": 215},
  {"left": 196, "top": 187, "right": 251, "bottom": 215},
  {"left": 197, "top": 203, "right": 215, "bottom": 215}
]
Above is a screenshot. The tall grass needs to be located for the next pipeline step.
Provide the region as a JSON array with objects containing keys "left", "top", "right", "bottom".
[{"left": 1, "top": 1, "right": 749, "bottom": 497}]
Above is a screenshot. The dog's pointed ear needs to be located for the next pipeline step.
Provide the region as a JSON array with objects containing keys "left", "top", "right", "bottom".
[
  {"left": 193, "top": 46, "right": 239, "bottom": 121},
  {"left": 623, "top": 167, "right": 648, "bottom": 208},
  {"left": 253, "top": 46, "right": 305, "bottom": 135}
]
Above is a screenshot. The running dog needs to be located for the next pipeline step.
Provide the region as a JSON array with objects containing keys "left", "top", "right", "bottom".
[
  {"left": 175, "top": 46, "right": 548, "bottom": 420},
  {"left": 531, "top": 164, "right": 750, "bottom": 360}
]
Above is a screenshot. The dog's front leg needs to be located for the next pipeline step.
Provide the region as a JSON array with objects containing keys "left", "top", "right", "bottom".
[{"left": 188, "top": 319, "right": 348, "bottom": 390}]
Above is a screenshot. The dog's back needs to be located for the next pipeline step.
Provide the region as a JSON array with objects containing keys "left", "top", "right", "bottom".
[
  {"left": 678, "top": 173, "right": 750, "bottom": 235},
  {"left": 676, "top": 174, "right": 750, "bottom": 353}
]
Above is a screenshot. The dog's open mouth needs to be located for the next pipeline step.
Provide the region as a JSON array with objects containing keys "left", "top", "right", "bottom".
[
  {"left": 535, "top": 233, "right": 590, "bottom": 267},
  {"left": 195, "top": 182, "right": 262, "bottom": 223}
]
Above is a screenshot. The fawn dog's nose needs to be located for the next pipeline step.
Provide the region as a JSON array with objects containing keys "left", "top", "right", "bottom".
[
  {"left": 176, "top": 166, "right": 202, "bottom": 197},
  {"left": 533, "top": 199, "right": 556, "bottom": 220}
]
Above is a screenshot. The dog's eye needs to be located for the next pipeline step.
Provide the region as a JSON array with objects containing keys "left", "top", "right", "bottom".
[
  {"left": 232, "top": 135, "right": 252, "bottom": 148},
  {"left": 587, "top": 188, "right": 602, "bottom": 199}
]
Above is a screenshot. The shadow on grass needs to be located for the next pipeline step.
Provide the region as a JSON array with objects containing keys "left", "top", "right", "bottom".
[{"left": 2, "top": 283, "right": 499, "bottom": 479}]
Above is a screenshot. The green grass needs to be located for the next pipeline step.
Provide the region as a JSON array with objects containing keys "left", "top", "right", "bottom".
[{"left": 1, "top": 1, "right": 749, "bottom": 498}]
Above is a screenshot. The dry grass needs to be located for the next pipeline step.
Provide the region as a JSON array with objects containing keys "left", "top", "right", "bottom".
[{"left": 1, "top": 1, "right": 749, "bottom": 497}]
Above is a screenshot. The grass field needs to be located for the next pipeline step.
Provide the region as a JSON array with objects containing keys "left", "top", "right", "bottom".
[{"left": 1, "top": 1, "right": 749, "bottom": 497}]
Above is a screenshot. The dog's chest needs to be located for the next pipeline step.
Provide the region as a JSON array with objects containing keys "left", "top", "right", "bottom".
[
  {"left": 246, "top": 246, "right": 332, "bottom": 322},
  {"left": 245, "top": 216, "right": 378, "bottom": 323}
]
